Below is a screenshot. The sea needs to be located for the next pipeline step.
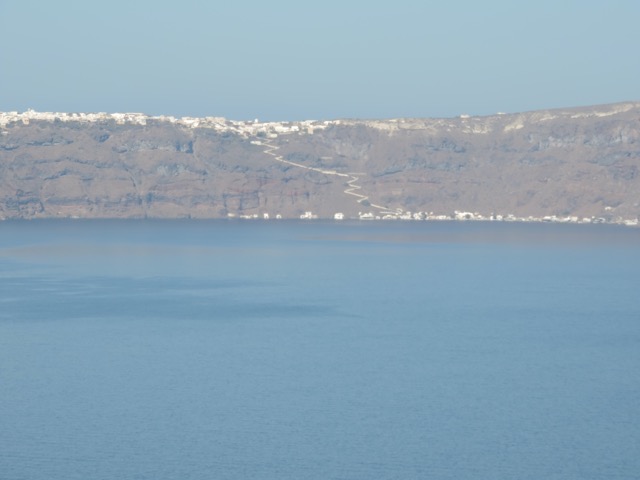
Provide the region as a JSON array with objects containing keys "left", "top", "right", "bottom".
[{"left": 1, "top": 219, "right": 639, "bottom": 480}]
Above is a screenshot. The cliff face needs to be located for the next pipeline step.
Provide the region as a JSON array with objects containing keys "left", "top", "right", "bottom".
[{"left": 1, "top": 102, "right": 639, "bottom": 221}]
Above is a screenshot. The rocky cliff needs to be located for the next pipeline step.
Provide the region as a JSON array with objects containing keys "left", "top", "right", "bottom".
[{"left": 1, "top": 102, "right": 639, "bottom": 222}]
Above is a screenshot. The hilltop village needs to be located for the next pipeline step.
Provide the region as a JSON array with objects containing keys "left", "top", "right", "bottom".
[{"left": 0, "top": 109, "right": 332, "bottom": 137}]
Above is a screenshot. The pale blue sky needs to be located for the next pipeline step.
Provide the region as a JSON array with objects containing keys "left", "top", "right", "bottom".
[{"left": 1, "top": 0, "right": 639, "bottom": 120}]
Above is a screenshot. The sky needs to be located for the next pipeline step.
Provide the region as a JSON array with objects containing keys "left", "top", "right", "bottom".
[{"left": 1, "top": 0, "right": 639, "bottom": 121}]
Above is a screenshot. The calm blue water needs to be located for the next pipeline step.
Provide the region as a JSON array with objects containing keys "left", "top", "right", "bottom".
[{"left": 1, "top": 220, "right": 639, "bottom": 479}]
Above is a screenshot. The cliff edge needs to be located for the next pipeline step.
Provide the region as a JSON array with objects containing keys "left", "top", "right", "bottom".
[{"left": 1, "top": 102, "right": 639, "bottom": 223}]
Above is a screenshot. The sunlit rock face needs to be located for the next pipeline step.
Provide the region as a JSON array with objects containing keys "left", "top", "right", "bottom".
[{"left": 1, "top": 102, "right": 639, "bottom": 222}]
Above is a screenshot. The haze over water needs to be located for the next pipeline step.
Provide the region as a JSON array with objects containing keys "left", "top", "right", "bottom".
[{"left": 1, "top": 220, "right": 639, "bottom": 479}]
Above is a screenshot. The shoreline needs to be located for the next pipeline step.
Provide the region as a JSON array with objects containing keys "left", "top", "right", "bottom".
[{"left": 1, "top": 215, "right": 637, "bottom": 228}]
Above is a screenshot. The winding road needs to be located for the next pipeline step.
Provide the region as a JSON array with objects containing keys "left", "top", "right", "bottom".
[{"left": 256, "top": 139, "right": 396, "bottom": 214}]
